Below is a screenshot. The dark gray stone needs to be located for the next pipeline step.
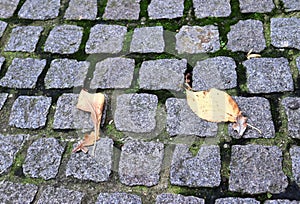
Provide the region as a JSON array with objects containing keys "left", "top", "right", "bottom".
[
  {"left": 0, "top": 58, "right": 46, "bottom": 88},
  {"left": 103, "top": 0, "right": 141, "bottom": 20},
  {"left": 119, "top": 140, "right": 164, "bottom": 186},
  {"left": 192, "top": 0, "right": 231, "bottom": 18},
  {"left": 0, "top": 56, "right": 4, "bottom": 72},
  {"left": 265, "top": 199, "right": 300, "bottom": 204},
  {"left": 90, "top": 57, "right": 135, "bottom": 89},
  {"left": 130, "top": 26, "right": 165, "bottom": 53},
  {"left": 192, "top": 56, "right": 237, "bottom": 91},
  {"left": 0, "top": 93, "right": 8, "bottom": 110},
  {"left": 139, "top": 59, "right": 187, "bottom": 91},
  {"left": 0, "top": 21, "right": 7, "bottom": 37},
  {"left": 148, "top": 0, "right": 184, "bottom": 19},
  {"left": 44, "top": 25, "right": 83, "bottom": 54},
  {"left": 229, "top": 145, "right": 288, "bottom": 194},
  {"left": 166, "top": 98, "right": 218, "bottom": 137},
  {"left": 96, "top": 192, "right": 142, "bottom": 204},
  {"left": 176, "top": 25, "right": 220, "bottom": 54},
  {"left": 290, "top": 146, "right": 300, "bottom": 187},
  {"left": 215, "top": 197, "right": 260, "bottom": 204},
  {"left": 239, "top": 0, "right": 275, "bottom": 13},
  {"left": 170, "top": 144, "right": 221, "bottom": 187},
  {"left": 281, "top": 97, "right": 300, "bottom": 139},
  {"left": 64, "top": 0, "right": 97, "bottom": 20},
  {"left": 0, "top": 0, "right": 19, "bottom": 18},
  {"left": 244, "top": 58, "right": 294, "bottom": 93},
  {"left": 156, "top": 193, "right": 204, "bottom": 204},
  {"left": 282, "top": 0, "right": 300, "bottom": 12},
  {"left": 227, "top": 20, "right": 266, "bottom": 52}
]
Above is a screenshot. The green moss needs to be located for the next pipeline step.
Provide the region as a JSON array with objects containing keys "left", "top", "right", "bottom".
[
  {"left": 188, "top": 138, "right": 204, "bottom": 157},
  {"left": 105, "top": 123, "right": 125, "bottom": 143}
]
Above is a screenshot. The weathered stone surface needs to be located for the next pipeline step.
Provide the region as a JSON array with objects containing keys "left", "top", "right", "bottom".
[
  {"left": 64, "top": 0, "right": 97, "bottom": 20},
  {"left": 0, "top": 93, "right": 8, "bottom": 111},
  {"left": 0, "top": 0, "right": 19, "bottom": 18},
  {"left": 271, "top": 18, "right": 300, "bottom": 50},
  {"left": 130, "top": 26, "right": 164, "bottom": 53},
  {"left": 90, "top": 57, "right": 135, "bottom": 89},
  {"left": 282, "top": 97, "right": 300, "bottom": 139},
  {"left": 0, "top": 58, "right": 46, "bottom": 88},
  {"left": 148, "top": 0, "right": 184, "bottom": 19},
  {"left": 85, "top": 24, "right": 127, "bottom": 54},
  {"left": 45, "top": 58, "right": 89, "bottom": 89},
  {"left": 139, "top": 59, "right": 187, "bottom": 91},
  {"left": 0, "top": 182, "right": 38, "bottom": 204},
  {"left": 119, "top": 140, "right": 164, "bottom": 186},
  {"left": 176, "top": 25, "right": 220, "bottom": 54},
  {"left": 170, "top": 144, "right": 221, "bottom": 187},
  {"left": 192, "top": 0, "right": 231, "bottom": 18},
  {"left": 166, "top": 98, "right": 218, "bottom": 137},
  {"left": 114, "top": 93, "right": 158, "bottom": 133},
  {"left": 18, "top": 0, "right": 60, "bottom": 20},
  {"left": 244, "top": 58, "right": 294, "bottom": 93},
  {"left": 9, "top": 96, "right": 51, "bottom": 129},
  {"left": 192, "top": 56, "right": 237, "bottom": 91},
  {"left": 156, "top": 193, "right": 204, "bottom": 204},
  {"left": 239, "top": 0, "right": 275, "bottom": 13},
  {"left": 103, "top": 0, "right": 141, "bottom": 20},
  {"left": 227, "top": 20, "right": 266, "bottom": 52},
  {"left": 297, "top": 57, "right": 300, "bottom": 73},
  {"left": 282, "top": 0, "right": 300, "bottom": 12},
  {"left": 96, "top": 192, "right": 142, "bottom": 204},
  {"left": 215, "top": 197, "right": 260, "bottom": 204},
  {"left": 265, "top": 199, "right": 300, "bottom": 204},
  {"left": 228, "top": 97, "right": 275, "bottom": 139},
  {"left": 0, "top": 56, "right": 4, "bottom": 72},
  {"left": 66, "top": 138, "right": 113, "bottom": 182},
  {"left": 229, "top": 145, "right": 288, "bottom": 194},
  {"left": 44, "top": 25, "right": 83, "bottom": 54},
  {"left": 0, "top": 21, "right": 7, "bottom": 37},
  {"left": 290, "top": 146, "right": 300, "bottom": 187}
]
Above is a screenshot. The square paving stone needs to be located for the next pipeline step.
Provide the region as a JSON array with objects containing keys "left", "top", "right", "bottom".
[
  {"left": 192, "top": 56, "right": 237, "bottom": 91},
  {"left": 44, "top": 25, "right": 83, "bottom": 54},
  {"left": 156, "top": 193, "right": 204, "bottom": 204},
  {"left": 4, "top": 26, "right": 43, "bottom": 52},
  {"left": 18, "top": 0, "right": 60, "bottom": 20},
  {"left": 192, "top": 0, "right": 231, "bottom": 18},
  {"left": 265, "top": 200, "right": 300, "bottom": 204},
  {"left": 90, "top": 57, "right": 135, "bottom": 89},
  {"left": 96, "top": 192, "right": 142, "bottom": 204},
  {"left": 0, "top": 93, "right": 8, "bottom": 111},
  {"left": 23, "top": 137, "right": 65, "bottom": 180},
  {"left": 282, "top": 0, "right": 300, "bottom": 12},
  {"left": 130, "top": 26, "right": 165, "bottom": 53},
  {"left": 271, "top": 18, "right": 300, "bottom": 50},
  {"left": 229, "top": 145, "right": 288, "bottom": 194},
  {"left": 215, "top": 197, "right": 260, "bottom": 204},
  {"left": 0, "top": 0, "right": 20, "bottom": 18},
  {"left": 0, "top": 20, "right": 7, "bottom": 37},
  {"left": 239, "top": 0, "right": 275, "bottom": 13},
  {"left": 170, "top": 144, "right": 221, "bottom": 187},
  {"left": 148, "top": 0, "right": 184, "bottom": 19},
  {"left": 0, "top": 58, "right": 46, "bottom": 89},
  {"left": 290, "top": 146, "right": 300, "bottom": 187},
  {"left": 64, "top": 0, "right": 97, "bottom": 20},
  {"left": 227, "top": 20, "right": 266, "bottom": 52},
  {"left": 103, "top": 0, "right": 141, "bottom": 20},
  {"left": 119, "top": 140, "right": 164, "bottom": 186},
  {"left": 139, "top": 59, "right": 187, "bottom": 91},
  {"left": 244, "top": 58, "right": 294, "bottom": 93},
  {"left": 85, "top": 24, "right": 127, "bottom": 54},
  {"left": 66, "top": 137, "right": 113, "bottom": 182},
  {"left": 176, "top": 25, "right": 220, "bottom": 54},
  {"left": 166, "top": 98, "right": 218, "bottom": 137},
  {"left": 114, "top": 93, "right": 158, "bottom": 133},
  {"left": 281, "top": 97, "right": 300, "bottom": 139},
  {"left": 9, "top": 96, "right": 51, "bottom": 129}
]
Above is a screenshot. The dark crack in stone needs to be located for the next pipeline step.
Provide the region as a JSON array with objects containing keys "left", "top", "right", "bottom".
[
  {"left": 215, "top": 197, "right": 260, "bottom": 204},
  {"left": 192, "top": 0, "right": 231, "bottom": 18},
  {"left": 103, "top": 0, "right": 141, "bottom": 20},
  {"left": 239, "top": 0, "right": 275, "bottom": 13},
  {"left": 282, "top": 97, "right": 300, "bottom": 139},
  {"left": 290, "top": 146, "right": 300, "bottom": 187},
  {"left": 96, "top": 192, "right": 142, "bottom": 204},
  {"left": 148, "top": 0, "right": 184, "bottom": 19},
  {"left": 0, "top": 0, "right": 20, "bottom": 18},
  {"left": 156, "top": 193, "right": 204, "bottom": 204},
  {"left": 64, "top": 0, "right": 97, "bottom": 20}
]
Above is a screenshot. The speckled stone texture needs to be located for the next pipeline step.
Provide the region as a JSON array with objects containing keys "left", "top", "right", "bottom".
[
  {"left": 166, "top": 98, "right": 218, "bottom": 137},
  {"left": 90, "top": 57, "right": 135, "bottom": 89},
  {"left": 0, "top": 21, "right": 7, "bottom": 37},
  {"left": 244, "top": 58, "right": 294, "bottom": 93},
  {"left": 148, "top": 0, "right": 184, "bottom": 19},
  {"left": 297, "top": 57, "right": 300, "bottom": 72},
  {"left": 0, "top": 93, "right": 8, "bottom": 110},
  {"left": 0, "top": 56, "right": 4, "bottom": 71},
  {"left": 66, "top": 138, "right": 113, "bottom": 182},
  {"left": 290, "top": 146, "right": 300, "bottom": 187},
  {"left": 156, "top": 193, "right": 205, "bottom": 204},
  {"left": 228, "top": 96, "right": 275, "bottom": 139},
  {"left": 119, "top": 140, "right": 164, "bottom": 186},
  {"left": 282, "top": 0, "right": 300, "bottom": 12},
  {"left": 139, "top": 59, "right": 187, "bottom": 91},
  {"left": 103, "top": 0, "right": 141, "bottom": 20},
  {"left": 96, "top": 192, "right": 142, "bottom": 204},
  {"left": 265, "top": 199, "right": 300, "bottom": 204},
  {"left": 176, "top": 25, "right": 220, "bottom": 54},
  {"left": 9, "top": 96, "right": 51, "bottom": 129},
  {"left": 64, "top": 0, "right": 97, "bottom": 20},
  {"left": 192, "top": 0, "right": 231, "bottom": 18},
  {"left": 0, "top": 0, "right": 20, "bottom": 18},
  {"left": 215, "top": 197, "right": 260, "bottom": 204},
  {"left": 229, "top": 145, "right": 288, "bottom": 194},
  {"left": 0, "top": 182, "right": 38, "bottom": 204},
  {"left": 170, "top": 144, "right": 221, "bottom": 187},
  {"left": 239, "top": 0, "right": 275, "bottom": 13},
  {"left": 281, "top": 97, "right": 300, "bottom": 139},
  {"left": 130, "top": 26, "right": 165, "bottom": 53},
  {"left": 192, "top": 56, "right": 237, "bottom": 91}
]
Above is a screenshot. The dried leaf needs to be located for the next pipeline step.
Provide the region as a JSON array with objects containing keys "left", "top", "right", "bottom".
[
  {"left": 72, "top": 132, "right": 100, "bottom": 153},
  {"left": 246, "top": 49, "right": 261, "bottom": 59}
]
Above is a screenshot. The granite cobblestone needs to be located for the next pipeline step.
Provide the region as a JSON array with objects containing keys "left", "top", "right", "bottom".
[
  {"left": 0, "top": 21, "right": 7, "bottom": 38},
  {"left": 64, "top": 0, "right": 97, "bottom": 20},
  {"left": 281, "top": 97, "right": 300, "bottom": 139},
  {"left": 238, "top": 0, "right": 275, "bottom": 13},
  {"left": 0, "top": 0, "right": 20, "bottom": 18},
  {"left": 0, "top": 93, "right": 8, "bottom": 111}
]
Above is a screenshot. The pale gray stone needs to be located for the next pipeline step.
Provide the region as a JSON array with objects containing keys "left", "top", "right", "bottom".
[
  {"left": 265, "top": 199, "right": 300, "bottom": 204},
  {"left": 215, "top": 197, "right": 260, "bottom": 204},
  {"left": 282, "top": 0, "right": 300, "bottom": 12},
  {"left": 156, "top": 193, "right": 204, "bottom": 204},
  {"left": 0, "top": 0, "right": 20, "bottom": 18},
  {"left": 0, "top": 56, "right": 4, "bottom": 72},
  {"left": 192, "top": 0, "right": 231, "bottom": 18},
  {"left": 0, "top": 21, "right": 7, "bottom": 37},
  {"left": 0, "top": 93, "right": 8, "bottom": 111},
  {"left": 103, "top": 0, "right": 141, "bottom": 20},
  {"left": 239, "top": 0, "right": 275, "bottom": 13},
  {"left": 148, "top": 0, "right": 184, "bottom": 19},
  {"left": 282, "top": 97, "right": 300, "bottom": 139},
  {"left": 96, "top": 193, "right": 142, "bottom": 204},
  {"left": 64, "top": 0, "right": 97, "bottom": 20},
  {"left": 290, "top": 146, "right": 300, "bottom": 187},
  {"left": 297, "top": 57, "right": 300, "bottom": 73}
]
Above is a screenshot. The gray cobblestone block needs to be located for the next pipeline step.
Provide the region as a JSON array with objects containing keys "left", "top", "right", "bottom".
[
  {"left": 176, "top": 25, "right": 220, "bottom": 54},
  {"left": 96, "top": 192, "right": 142, "bottom": 204},
  {"left": 0, "top": 182, "right": 38, "bottom": 204},
  {"left": 282, "top": 0, "right": 300, "bottom": 12},
  {"left": 119, "top": 140, "right": 164, "bottom": 186},
  {"left": 228, "top": 96, "right": 275, "bottom": 139},
  {"left": 192, "top": 0, "right": 231, "bottom": 18},
  {"left": 90, "top": 57, "right": 135, "bottom": 89},
  {"left": 166, "top": 98, "right": 218, "bottom": 137},
  {"left": 148, "top": 0, "right": 184, "bottom": 19},
  {"left": 9, "top": 96, "right": 51, "bottom": 129},
  {"left": 130, "top": 26, "right": 165, "bottom": 53},
  {"left": 297, "top": 57, "right": 300, "bottom": 72},
  {"left": 0, "top": 58, "right": 46, "bottom": 89},
  {"left": 103, "top": 0, "right": 141, "bottom": 20},
  {"left": 44, "top": 25, "right": 83, "bottom": 54},
  {"left": 227, "top": 20, "right": 266, "bottom": 52},
  {"left": 229, "top": 145, "right": 288, "bottom": 194},
  {"left": 215, "top": 197, "right": 260, "bottom": 204},
  {"left": 265, "top": 199, "right": 300, "bottom": 204},
  {"left": 156, "top": 193, "right": 204, "bottom": 204},
  {"left": 66, "top": 138, "right": 113, "bottom": 182},
  {"left": 239, "top": 0, "right": 275, "bottom": 13},
  {"left": 0, "top": 56, "right": 4, "bottom": 72},
  {"left": 192, "top": 57, "right": 237, "bottom": 91},
  {"left": 0, "top": 21, "right": 7, "bottom": 37},
  {"left": 23, "top": 137, "right": 65, "bottom": 180},
  {"left": 85, "top": 24, "right": 127, "bottom": 54},
  {"left": 290, "top": 146, "right": 300, "bottom": 187},
  {"left": 281, "top": 97, "right": 300, "bottom": 139},
  {"left": 114, "top": 93, "right": 158, "bottom": 133},
  {"left": 271, "top": 18, "right": 300, "bottom": 50},
  {"left": 170, "top": 144, "right": 221, "bottom": 187},
  {"left": 139, "top": 59, "right": 187, "bottom": 91},
  {"left": 64, "top": 0, "right": 97, "bottom": 20},
  {"left": 18, "top": 0, "right": 60, "bottom": 20},
  {"left": 244, "top": 58, "right": 294, "bottom": 93},
  {"left": 0, "top": 0, "right": 20, "bottom": 18},
  {"left": 0, "top": 93, "right": 8, "bottom": 111},
  {"left": 4, "top": 26, "right": 43, "bottom": 52}
]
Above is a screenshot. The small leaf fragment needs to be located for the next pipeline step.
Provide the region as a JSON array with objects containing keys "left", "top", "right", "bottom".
[
  {"left": 72, "top": 132, "right": 100, "bottom": 153},
  {"left": 246, "top": 49, "right": 261, "bottom": 59}
]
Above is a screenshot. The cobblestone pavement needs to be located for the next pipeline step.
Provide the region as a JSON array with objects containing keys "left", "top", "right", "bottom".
[{"left": 0, "top": 0, "right": 299, "bottom": 203}]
